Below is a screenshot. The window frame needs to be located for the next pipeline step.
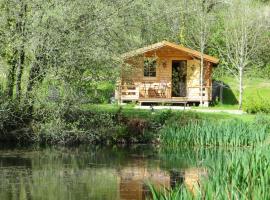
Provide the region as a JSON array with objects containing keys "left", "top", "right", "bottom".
[{"left": 143, "top": 57, "right": 157, "bottom": 78}]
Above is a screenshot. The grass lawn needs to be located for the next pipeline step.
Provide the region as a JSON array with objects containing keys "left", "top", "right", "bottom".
[
  {"left": 82, "top": 103, "right": 262, "bottom": 122},
  {"left": 81, "top": 76, "right": 270, "bottom": 120},
  {"left": 219, "top": 76, "right": 270, "bottom": 104},
  {"left": 189, "top": 76, "right": 270, "bottom": 111}
]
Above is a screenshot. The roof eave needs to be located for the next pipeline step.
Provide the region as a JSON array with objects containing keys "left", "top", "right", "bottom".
[{"left": 121, "top": 41, "right": 219, "bottom": 64}]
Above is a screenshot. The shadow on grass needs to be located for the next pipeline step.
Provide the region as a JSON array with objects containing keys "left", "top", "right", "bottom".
[{"left": 212, "top": 80, "right": 238, "bottom": 105}]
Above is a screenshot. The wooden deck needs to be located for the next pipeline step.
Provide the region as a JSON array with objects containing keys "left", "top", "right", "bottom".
[
  {"left": 139, "top": 97, "right": 187, "bottom": 103},
  {"left": 138, "top": 97, "right": 210, "bottom": 104},
  {"left": 116, "top": 84, "right": 211, "bottom": 103}
]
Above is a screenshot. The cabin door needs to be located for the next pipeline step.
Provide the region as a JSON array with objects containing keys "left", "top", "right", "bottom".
[{"left": 171, "top": 60, "right": 187, "bottom": 97}]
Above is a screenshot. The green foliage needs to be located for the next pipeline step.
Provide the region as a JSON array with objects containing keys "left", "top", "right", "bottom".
[
  {"left": 32, "top": 104, "right": 157, "bottom": 145},
  {"left": 0, "top": 0, "right": 268, "bottom": 144},
  {"left": 92, "top": 83, "right": 115, "bottom": 104},
  {"left": 39, "top": 114, "right": 122, "bottom": 145},
  {"left": 0, "top": 99, "right": 35, "bottom": 143},
  {"left": 246, "top": 64, "right": 270, "bottom": 79},
  {"left": 160, "top": 119, "right": 268, "bottom": 147},
  {"left": 244, "top": 93, "right": 270, "bottom": 114},
  {"left": 154, "top": 109, "right": 174, "bottom": 125},
  {"left": 215, "top": 76, "right": 270, "bottom": 112},
  {"left": 150, "top": 146, "right": 270, "bottom": 200},
  {"left": 148, "top": 184, "right": 192, "bottom": 200}
]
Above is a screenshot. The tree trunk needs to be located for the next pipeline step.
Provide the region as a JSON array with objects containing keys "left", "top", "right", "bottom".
[
  {"left": 26, "top": 62, "right": 40, "bottom": 94},
  {"left": 15, "top": 2, "right": 27, "bottom": 101},
  {"left": 26, "top": 61, "right": 42, "bottom": 115},
  {"left": 200, "top": 52, "right": 204, "bottom": 107},
  {"left": 26, "top": 53, "right": 47, "bottom": 115},
  {"left": 238, "top": 67, "right": 243, "bottom": 110},
  {"left": 6, "top": 53, "right": 17, "bottom": 98},
  {"left": 15, "top": 48, "right": 25, "bottom": 100}
]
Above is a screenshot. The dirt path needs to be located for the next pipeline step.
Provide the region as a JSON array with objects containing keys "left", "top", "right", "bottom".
[{"left": 134, "top": 106, "right": 245, "bottom": 115}]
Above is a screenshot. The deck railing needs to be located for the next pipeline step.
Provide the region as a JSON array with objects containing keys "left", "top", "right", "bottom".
[
  {"left": 187, "top": 86, "right": 211, "bottom": 101},
  {"left": 119, "top": 85, "right": 140, "bottom": 100},
  {"left": 116, "top": 83, "right": 211, "bottom": 101},
  {"left": 139, "top": 82, "right": 171, "bottom": 99}
]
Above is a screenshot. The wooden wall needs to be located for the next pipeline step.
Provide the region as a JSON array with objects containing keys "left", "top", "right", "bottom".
[{"left": 121, "top": 46, "right": 212, "bottom": 101}]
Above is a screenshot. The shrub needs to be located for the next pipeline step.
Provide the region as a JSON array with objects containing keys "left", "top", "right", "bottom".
[
  {"left": 90, "top": 83, "right": 115, "bottom": 104},
  {"left": 244, "top": 94, "right": 270, "bottom": 114},
  {"left": 163, "top": 111, "right": 201, "bottom": 126},
  {"left": 35, "top": 108, "right": 122, "bottom": 145},
  {"left": 154, "top": 109, "right": 174, "bottom": 125},
  {"left": 34, "top": 104, "right": 156, "bottom": 145},
  {"left": 0, "top": 99, "right": 35, "bottom": 143}
]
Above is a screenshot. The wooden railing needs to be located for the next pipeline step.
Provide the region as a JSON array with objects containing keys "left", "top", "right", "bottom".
[
  {"left": 187, "top": 86, "right": 211, "bottom": 101},
  {"left": 139, "top": 82, "right": 171, "bottom": 99},
  {"left": 119, "top": 85, "right": 140, "bottom": 100},
  {"left": 116, "top": 83, "right": 211, "bottom": 101}
]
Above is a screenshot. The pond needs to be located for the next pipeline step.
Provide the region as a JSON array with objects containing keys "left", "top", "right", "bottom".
[{"left": 0, "top": 145, "right": 234, "bottom": 200}]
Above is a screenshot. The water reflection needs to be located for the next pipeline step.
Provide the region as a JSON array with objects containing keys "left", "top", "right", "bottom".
[
  {"left": 0, "top": 145, "right": 236, "bottom": 200},
  {"left": 119, "top": 165, "right": 171, "bottom": 200},
  {"left": 118, "top": 165, "right": 206, "bottom": 200}
]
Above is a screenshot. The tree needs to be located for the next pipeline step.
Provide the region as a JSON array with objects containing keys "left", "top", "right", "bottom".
[
  {"left": 180, "top": 0, "right": 219, "bottom": 106},
  {"left": 219, "top": 0, "right": 267, "bottom": 109}
]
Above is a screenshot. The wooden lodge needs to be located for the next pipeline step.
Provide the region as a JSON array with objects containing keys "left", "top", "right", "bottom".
[{"left": 115, "top": 41, "right": 219, "bottom": 106}]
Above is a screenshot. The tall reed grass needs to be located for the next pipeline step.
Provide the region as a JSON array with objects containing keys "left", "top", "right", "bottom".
[
  {"left": 150, "top": 147, "right": 270, "bottom": 200},
  {"left": 161, "top": 120, "right": 268, "bottom": 147}
]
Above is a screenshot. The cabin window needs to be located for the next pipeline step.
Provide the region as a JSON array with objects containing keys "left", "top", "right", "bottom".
[{"left": 144, "top": 58, "right": 157, "bottom": 77}]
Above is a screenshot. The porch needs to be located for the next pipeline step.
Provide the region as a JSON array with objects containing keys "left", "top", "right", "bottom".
[{"left": 115, "top": 82, "right": 212, "bottom": 104}]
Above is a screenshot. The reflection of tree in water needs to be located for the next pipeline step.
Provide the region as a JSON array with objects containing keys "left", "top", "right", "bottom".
[
  {"left": 0, "top": 146, "right": 218, "bottom": 200},
  {"left": 170, "top": 168, "right": 207, "bottom": 194},
  {"left": 0, "top": 155, "right": 33, "bottom": 200},
  {"left": 170, "top": 170, "right": 185, "bottom": 188}
]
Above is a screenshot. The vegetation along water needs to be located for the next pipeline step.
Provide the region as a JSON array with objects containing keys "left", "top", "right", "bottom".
[{"left": 0, "top": 0, "right": 269, "bottom": 199}]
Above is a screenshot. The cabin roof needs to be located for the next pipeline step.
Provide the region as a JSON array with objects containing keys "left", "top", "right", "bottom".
[{"left": 122, "top": 41, "right": 219, "bottom": 64}]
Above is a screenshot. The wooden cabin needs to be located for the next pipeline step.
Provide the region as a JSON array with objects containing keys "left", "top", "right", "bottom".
[{"left": 115, "top": 41, "right": 219, "bottom": 106}]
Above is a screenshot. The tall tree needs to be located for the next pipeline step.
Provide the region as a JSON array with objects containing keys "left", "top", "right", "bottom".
[
  {"left": 219, "top": 0, "right": 267, "bottom": 109},
  {"left": 15, "top": 0, "right": 27, "bottom": 100},
  {"left": 180, "top": 0, "right": 219, "bottom": 106}
]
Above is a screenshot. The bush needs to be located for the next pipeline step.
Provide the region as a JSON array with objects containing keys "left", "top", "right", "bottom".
[
  {"left": 35, "top": 106, "right": 122, "bottom": 145},
  {"left": 244, "top": 94, "right": 270, "bottom": 114},
  {"left": 0, "top": 99, "right": 35, "bottom": 143},
  {"left": 90, "top": 83, "right": 115, "bottom": 104},
  {"left": 154, "top": 109, "right": 174, "bottom": 125},
  {"left": 33, "top": 105, "right": 156, "bottom": 145}
]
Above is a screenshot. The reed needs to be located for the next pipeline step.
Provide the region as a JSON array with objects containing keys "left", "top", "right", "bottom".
[
  {"left": 150, "top": 147, "right": 270, "bottom": 200},
  {"left": 160, "top": 120, "right": 268, "bottom": 147},
  {"left": 148, "top": 184, "right": 193, "bottom": 200}
]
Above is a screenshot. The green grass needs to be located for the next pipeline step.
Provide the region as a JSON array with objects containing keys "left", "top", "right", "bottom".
[
  {"left": 81, "top": 103, "right": 262, "bottom": 122},
  {"left": 192, "top": 104, "right": 239, "bottom": 110},
  {"left": 220, "top": 77, "right": 270, "bottom": 100},
  {"left": 160, "top": 119, "right": 269, "bottom": 147},
  {"left": 219, "top": 76, "right": 270, "bottom": 112},
  {"left": 188, "top": 76, "right": 270, "bottom": 113}
]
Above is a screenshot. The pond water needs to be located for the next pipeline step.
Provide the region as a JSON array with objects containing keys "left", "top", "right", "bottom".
[{"left": 0, "top": 145, "right": 231, "bottom": 200}]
